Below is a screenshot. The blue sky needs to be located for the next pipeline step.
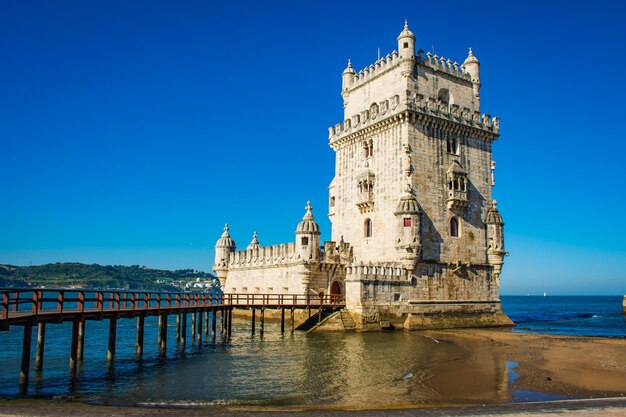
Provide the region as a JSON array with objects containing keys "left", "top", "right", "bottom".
[{"left": 1, "top": 0, "right": 625, "bottom": 295}]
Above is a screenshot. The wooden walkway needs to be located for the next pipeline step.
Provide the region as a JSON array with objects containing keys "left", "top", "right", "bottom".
[{"left": 0, "top": 288, "right": 345, "bottom": 392}]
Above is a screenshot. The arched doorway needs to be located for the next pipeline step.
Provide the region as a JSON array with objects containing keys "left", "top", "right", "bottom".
[{"left": 330, "top": 280, "right": 342, "bottom": 295}]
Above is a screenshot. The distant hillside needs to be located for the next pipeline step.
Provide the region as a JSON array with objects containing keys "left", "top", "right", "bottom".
[{"left": 0, "top": 262, "right": 217, "bottom": 291}]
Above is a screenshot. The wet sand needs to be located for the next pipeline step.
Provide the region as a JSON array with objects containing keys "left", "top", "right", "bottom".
[
  {"left": 1, "top": 329, "right": 625, "bottom": 416},
  {"left": 425, "top": 329, "right": 626, "bottom": 400}
]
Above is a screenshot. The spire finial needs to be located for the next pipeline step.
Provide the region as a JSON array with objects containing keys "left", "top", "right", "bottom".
[
  {"left": 224, "top": 223, "right": 229, "bottom": 232},
  {"left": 404, "top": 19, "right": 408, "bottom": 29},
  {"left": 468, "top": 47, "right": 474, "bottom": 56},
  {"left": 347, "top": 58, "right": 352, "bottom": 67},
  {"left": 305, "top": 201, "right": 312, "bottom": 213}
]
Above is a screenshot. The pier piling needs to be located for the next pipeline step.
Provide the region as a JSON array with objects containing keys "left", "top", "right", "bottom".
[
  {"left": 107, "top": 317, "right": 117, "bottom": 361},
  {"left": 136, "top": 316, "right": 145, "bottom": 355},
  {"left": 291, "top": 308, "right": 295, "bottom": 333},
  {"left": 197, "top": 311, "right": 203, "bottom": 342},
  {"left": 175, "top": 314, "right": 180, "bottom": 342},
  {"left": 260, "top": 308, "right": 265, "bottom": 336},
  {"left": 70, "top": 320, "right": 79, "bottom": 372},
  {"left": 281, "top": 308, "right": 285, "bottom": 333},
  {"left": 204, "top": 312, "right": 209, "bottom": 336},
  {"left": 77, "top": 320, "right": 85, "bottom": 361},
  {"left": 35, "top": 323, "right": 45, "bottom": 371},
  {"left": 181, "top": 313, "right": 187, "bottom": 346},
  {"left": 251, "top": 308, "right": 256, "bottom": 335},
  {"left": 191, "top": 313, "right": 196, "bottom": 340},
  {"left": 158, "top": 314, "right": 168, "bottom": 350},
  {"left": 227, "top": 309, "right": 232, "bottom": 338},
  {"left": 20, "top": 322, "right": 33, "bottom": 392},
  {"left": 211, "top": 311, "right": 216, "bottom": 337}
]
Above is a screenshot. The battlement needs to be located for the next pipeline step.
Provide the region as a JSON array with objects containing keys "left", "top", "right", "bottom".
[
  {"left": 418, "top": 51, "right": 471, "bottom": 81},
  {"left": 344, "top": 49, "right": 472, "bottom": 94},
  {"left": 228, "top": 242, "right": 297, "bottom": 268},
  {"left": 328, "top": 93, "right": 500, "bottom": 143},
  {"left": 346, "top": 263, "right": 411, "bottom": 281}
]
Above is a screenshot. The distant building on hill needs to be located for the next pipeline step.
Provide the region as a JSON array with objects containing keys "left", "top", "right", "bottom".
[{"left": 213, "top": 22, "right": 511, "bottom": 330}]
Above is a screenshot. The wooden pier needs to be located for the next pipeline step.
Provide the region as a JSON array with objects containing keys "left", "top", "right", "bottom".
[{"left": 0, "top": 288, "right": 344, "bottom": 392}]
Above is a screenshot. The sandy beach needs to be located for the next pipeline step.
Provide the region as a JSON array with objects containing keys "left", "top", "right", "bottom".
[{"left": 0, "top": 329, "right": 625, "bottom": 416}]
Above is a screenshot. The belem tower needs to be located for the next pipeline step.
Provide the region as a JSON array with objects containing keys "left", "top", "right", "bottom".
[{"left": 213, "top": 22, "right": 512, "bottom": 330}]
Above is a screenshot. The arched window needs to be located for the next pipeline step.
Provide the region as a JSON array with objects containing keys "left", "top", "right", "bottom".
[
  {"left": 364, "top": 218, "right": 372, "bottom": 238},
  {"left": 437, "top": 88, "right": 450, "bottom": 105},
  {"left": 450, "top": 217, "right": 459, "bottom": 237},
  {"left": 446, "top": 138, "right": 459, "bottom": 155}
]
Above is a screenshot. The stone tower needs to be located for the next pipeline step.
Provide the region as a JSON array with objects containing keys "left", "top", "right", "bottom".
[{"left": 328, "top": 22, "right": 510, "bottom": 329}]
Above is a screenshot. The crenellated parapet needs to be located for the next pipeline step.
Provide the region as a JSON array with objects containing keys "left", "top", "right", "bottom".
[
  {"left": 418, "top": 51, "right": 471, "bottom": 81},
  {"left": 228, "top": 242, "right": 297, "bottom": 269},
  {"left": 345, "top": 263, "right": 411, "bottom": 282},
  {"left": 328, "top": 93, "right": 500, "bottom": 145},
  {"left": 343, "top": 51, "right": 402, "bottom": 92}
]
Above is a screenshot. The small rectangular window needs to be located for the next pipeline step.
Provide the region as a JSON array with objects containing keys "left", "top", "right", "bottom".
[
  {"left": 330, "top": 196, "right": 336, "bottom": 207},
  {"left": 404, "top": 217, "right": 412, "bottom": 227},
  {"left": 394, "top": 293, "right": 401, "bottom": 302},
  {"left": 301, "top": 237, "right": 309, "bottom": 246},
  {"left": 403, "top": 43, "right": 408, "bottom": 49}
]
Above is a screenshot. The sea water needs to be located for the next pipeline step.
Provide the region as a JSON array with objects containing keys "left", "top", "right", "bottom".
[{"left": 0, "top": 296, "right": 623, "bottom": 406}]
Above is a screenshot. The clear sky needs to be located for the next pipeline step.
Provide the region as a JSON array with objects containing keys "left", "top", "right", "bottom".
[{"left": 1, "top": 0, "right": 625, "bottom": 295}]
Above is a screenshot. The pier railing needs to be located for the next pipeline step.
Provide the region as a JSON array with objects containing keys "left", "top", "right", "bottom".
[{"left": 0, "top": 288, "right": 345, "bottom": 324}]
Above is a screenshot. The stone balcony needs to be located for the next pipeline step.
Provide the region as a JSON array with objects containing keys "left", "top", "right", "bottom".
[
  {"left": 356, "top": 191, "right": 374, "bottom": 213},
  {"left": 447, "top": 189, "right": 468, "bottom": 210}
]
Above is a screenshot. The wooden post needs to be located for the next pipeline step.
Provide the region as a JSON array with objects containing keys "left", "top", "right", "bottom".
[
  {"left": 260, "top": 308, "right": 265, "bottom": 336},
  {"left": 20, "top": 322, "right": 33, "bottom": 392},
  {"left": 35, "top": 323, "right": 46, "bottom": 371},
  {"left": 181, "top": 313, "right": 187, "bottom": 346},
  {"left": 227, "top": 309, "right": 232, "bottom": 338},
  {"left": 77, "top": 320, "right": 85, "bottom": 361},
  {"left": 211, "top": 310, "right": 217, "bottom": 336},
  {"left": 70, "top": 320, "right": 79, "bottom": 371},
  {"left": 198, "top": 311, "right": 203, "bottom": 341},
  {"left": 175, "top": 313, "right": 181, "bottom": 342},
  {"left": 107, "top": 317, "right": 117, "bottom": 361},
  {"left": 191, "top": 312, "right": 196, "bottom": 340},
  {"left": 291, "top": 308, "right": 295, "bottom": 333},
  {"left": 281, "top": 308, "right": 285, "bottom": 333},
  {"left": 136, "top": 316, "right": 145, "bottom": 355},
  {"left": 221, "top": 309, "right": 225, "bottom": 334},
  {"left": 157, "top": 315, "right": 164, "bottom": 349},
  {"left": 204, "top": 311, "right": 209, "bottom": 335},
  {"left": 251, "top": 308, "right": 256, "bottom": 335},
  {"left": 159, "top": 314, "right": 168, "bottom": 350}
]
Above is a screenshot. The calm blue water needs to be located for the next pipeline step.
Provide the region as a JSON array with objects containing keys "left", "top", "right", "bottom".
[
  {"left": 0, "top": 296, "right": 623, "bottom": 406},
  {"left": 501, "top": 295, "right": 626, "bottom": 337}
]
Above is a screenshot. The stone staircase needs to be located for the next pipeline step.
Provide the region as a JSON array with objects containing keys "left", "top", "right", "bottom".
[{"left": 339, "top": 309, "right": 357, "bottom": 331}]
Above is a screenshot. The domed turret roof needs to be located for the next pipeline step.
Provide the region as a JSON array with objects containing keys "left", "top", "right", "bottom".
[
  {"left": 215, "top": 224, "right": 236, "bottom": 248},
  {"left": 247, "top": 231, "right": 260, "bottom": 250},
  {"left": 486, "top": 200, "right": 504, "bottom": 225},
  {"left": 342, "top": 59, "right": 356, "bottom": 75},
  {"left": 395, "top": 190, "right": 421, "bottom": 215},
  {"left": 462, "top": 48, "right": 479, "bottom": 66},
  {"left": 397, "top": 19, "right": 416, "bottom": 41},
  {"left": 296, "top": 201, "right": 321, "bottom": 235}
]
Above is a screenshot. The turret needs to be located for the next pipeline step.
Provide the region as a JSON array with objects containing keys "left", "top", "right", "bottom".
[
  {"left": 397, "top": 20, "right": 416, "bottom": 59},
  {"left": 461, "top": 48, "right": 481, "bottom": 105},
  {"left": 341, "top": 59, "right": 356, "bottom": 92},
  {"left": 295, "top": 201, "right": 321, "bottom": 261},
  {"left": 247, "top": 231, "right": 260, "bottom": 250},
  {"left": 394, "top": 188, "right": 422, "bottom": 270},
  {"left": 213, "top": 224, "right": 236, "bottom": 288},
  {"left": 485, "top": 200, "right": 506, "bottom": 281}
]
